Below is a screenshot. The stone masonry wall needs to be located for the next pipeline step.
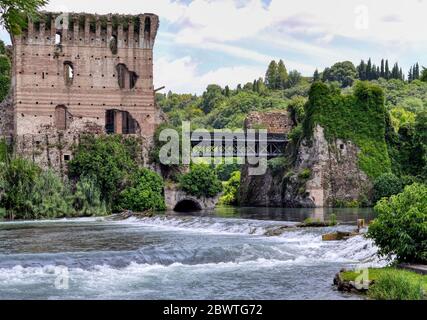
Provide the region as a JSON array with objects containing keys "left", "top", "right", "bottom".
[
  {"left": 8, "top": 12, "right": 162, "bottom": 172},
  {"left": 244, "top": 111, "right": 294, "bottom": 134}
]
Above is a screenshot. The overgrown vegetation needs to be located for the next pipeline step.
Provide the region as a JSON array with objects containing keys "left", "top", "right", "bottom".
[
  {"left": 0, "top": 135, "right": 166, "bottom": 219},
  {"left": 367, "top": 183, "right": 427, "bottom": 264},
  {"left": 178, "top": 163, "right": 223, "bottom": 198},
  {"left": 303, "top": 81, "right": 391, "bottom": 179},
  {"left": 372, "top": 173, "right": 403, "bottom": 203},
  {"left": 68, "top": 135, "right": 140, "bottom": 208},
  {"left": 219, "top": 171, "right": 241, "bottom": 206},
  {"left": 116, "top": 168, "right": 166, "bottom": 212},
  {"left": 341, "top": 268, "right": 426, "bottom": 300},
  {"left": 0, "top": 40, "right": 11, "bottom": 101},
  {"left": 368, "top": 270, "right": 424, "bottom": 300}
]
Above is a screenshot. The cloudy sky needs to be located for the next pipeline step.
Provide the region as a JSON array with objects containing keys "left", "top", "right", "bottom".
[{"left": 1, "top": 0, "right": 426, "bottom": 94}]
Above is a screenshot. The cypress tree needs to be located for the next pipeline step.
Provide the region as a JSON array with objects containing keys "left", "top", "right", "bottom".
[
  {"left": 313, "top": 69, "right": 320, "bottom": 81},
  {"left": 366, "top": 58, "right": 372, "bottom": 80},
  {"left": 265, "top": 60, "right": 278, "bottom": 89},
  {"left": 277, "top": 59, "right": 288, "bottom": 89},
  {"left": 358, "top": 60, "right": 366, "bottom": 80},
  {"left": 385, "top": 60, "right": 390, "bottom": 79},
  {"left": 224, "top": 85, "right": 230, "bottom": 97},
  {"left": 414, "top": 63, "right": 420, "bottom": 80},
  {"left": 380, "top": 59, "right": 385, "bottom": 78}
]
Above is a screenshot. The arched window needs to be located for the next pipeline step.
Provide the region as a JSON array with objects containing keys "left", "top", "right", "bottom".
[
  {"left": 144, "top": 17, "right": 151, "bottom": 34},
  {"left": 109, "top": 35, "right": 118, "bottom": 54},
  {"left": 116, "top": 63, "right": 138, "bottom": 89},
  {"left": 55, "top": 32, "right": 62, "bottom": 45},
  {"left": 55, "top": 105, "right": 68, "bottom": 130},
  {"left": 64, "top": 61, "right": 74, "bottom": 85}
]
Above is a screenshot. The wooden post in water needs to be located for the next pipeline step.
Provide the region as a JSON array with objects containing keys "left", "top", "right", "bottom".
[{"left": 357, "top": 219, "right": 365, "bottom": 232}]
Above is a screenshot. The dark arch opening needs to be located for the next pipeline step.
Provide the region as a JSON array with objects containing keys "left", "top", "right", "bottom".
[
  {"left": 144, "top": 17, "right": 151, "bottom": 34},
  {"left": 109, "top": 35, "right": 118, "bottom": 54},
  {"left": 174, "top": 199, "right": 202, "bottom": 212},
  {"left": 55, "top": 105, "right": 68, "bottom": 130}
]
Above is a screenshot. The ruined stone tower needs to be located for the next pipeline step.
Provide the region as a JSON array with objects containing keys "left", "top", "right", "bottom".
[{"left": 8, "top": 12, "right": 161, "bottom": 171}]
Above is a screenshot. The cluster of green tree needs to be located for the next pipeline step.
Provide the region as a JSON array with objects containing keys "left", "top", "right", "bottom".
[
  {"left": 408, "top": 63, "right": 421, "bottom": 82},
  {"left": 0, "top": 40, "right": 11, "bottom": 102},
  {"left": 265, "top": 60, "right": 303, "bottom": 90},
  {"left": 322, "top": 61, "right": 358, "bottom": 88},
  {"left": 157, "top": 85, "right": 291, "bottom": 129},
  {"left": 0, "top": 135, "right": 166, "bottom": 220},
  {"left": 157, "top": 61, "right": 310, "bottom": 130},
  {"left": 318, "top": 60, "right": 427, "bottom": 89},
  {"left": 69, "top": 135, "right": 166, "bottom": 213},
  {"left": 357, "top": 59, "right": 404, "bottom": 81}
]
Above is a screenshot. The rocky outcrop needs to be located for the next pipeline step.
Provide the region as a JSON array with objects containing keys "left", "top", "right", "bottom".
[
  {"left": 240, "top": 124, "right": 373, "bottom": 208},
  {"left": 284, "top": 125, "right": 372, "bottom": 207}
]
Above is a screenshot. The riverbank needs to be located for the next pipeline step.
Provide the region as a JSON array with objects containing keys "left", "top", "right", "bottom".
[{"left": 334, "top": 267, "right": 427, "bottom": 300}]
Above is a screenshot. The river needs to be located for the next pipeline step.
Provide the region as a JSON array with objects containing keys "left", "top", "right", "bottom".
[{"left": 0, "top": 207, "right": 387, "bottom": 300}]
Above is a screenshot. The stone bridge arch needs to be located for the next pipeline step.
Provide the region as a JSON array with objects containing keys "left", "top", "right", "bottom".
[
  {"left": 164, "top": 187, "right": 220, "bottom": 212},
  {"left": 173, "top": 198, "right": 203, "bottom": 212}
]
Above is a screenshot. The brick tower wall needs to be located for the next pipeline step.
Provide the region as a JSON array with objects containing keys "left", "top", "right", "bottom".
[{"left": 9, "top": 12, "right": 161, "bottom": 173}]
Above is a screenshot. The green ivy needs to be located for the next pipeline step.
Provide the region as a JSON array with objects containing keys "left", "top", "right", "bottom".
[{"left": 303, "top": 81, "right": 391, "bottom": 179}]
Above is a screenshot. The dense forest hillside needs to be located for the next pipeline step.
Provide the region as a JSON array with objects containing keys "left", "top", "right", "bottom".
[{"left": 156, "top": 59, "right": 427, "bottom": 187}]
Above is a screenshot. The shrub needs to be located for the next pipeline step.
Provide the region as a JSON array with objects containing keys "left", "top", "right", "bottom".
[
  {"left": 179, "top": 164, "right": 223, "bottom": 198},
  {"left": 116, "top": 168, "right": 166, "bottom": 212},
  {"left": 368, "top": 270, "right": 424, "bottom": 300},
  {"left": 373, "top": 173, "right": 403, "bottom": 203},
  {"left": 68, "top": 135, "right": 138, "bottom": 207},
  {"left": 367, "top": 183, "right": 427, "bottom": 264},
  {"left": 288, "top": 124, "right": 303, "bottom": 143},
  {"left": 219, "top": 171, "right": 241, "bottom": 205},
  {"left": 0, "top": 74, "right": 10, "bottom": 102},
  {"left": 298, "top": 168, "right": 311, "bottom": 180},
  {"left": 0, "top": 158, "right": 41, "bottom": 218},
  {"left": 73, "top": 176, "right": 107, "bottom": 216},
  {"left": 0, "top": 54, "right": 11, "bottom": 75},
  {"left": 268, "top": 157, "right": 286, "bottom": 175},
  {"left": 30, "top": 169, "right": 73, "bottom": 219},
  {"left": 0, "top": 159, "right": 72, "bottom": 219},
  {"left": 216, "top": 163, "right": 241, "bottom": 181}
]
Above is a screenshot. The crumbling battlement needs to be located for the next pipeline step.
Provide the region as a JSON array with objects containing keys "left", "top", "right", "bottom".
[
  {"left": 6, "top": 11, "right": 162, "bottom": 172},
  {"left": 244, "top": 111, "right": 294, "bottom": 134}
]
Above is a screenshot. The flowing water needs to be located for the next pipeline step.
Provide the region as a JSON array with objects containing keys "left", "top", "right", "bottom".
[{"left": 0, "top": 207, "right": 387, "bottom": 300}]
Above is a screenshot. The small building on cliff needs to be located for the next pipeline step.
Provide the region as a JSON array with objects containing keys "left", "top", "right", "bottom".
[{"left": 0, "top": 11, "right": 162, "bottom": 173}]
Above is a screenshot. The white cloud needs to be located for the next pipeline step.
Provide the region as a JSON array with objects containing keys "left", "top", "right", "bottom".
[
  {"left": 2, "top": 0, "right": 425, "bottom": 93},
  {"left": 154, "top": 56, "right": 265, "bottom": 94}
]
